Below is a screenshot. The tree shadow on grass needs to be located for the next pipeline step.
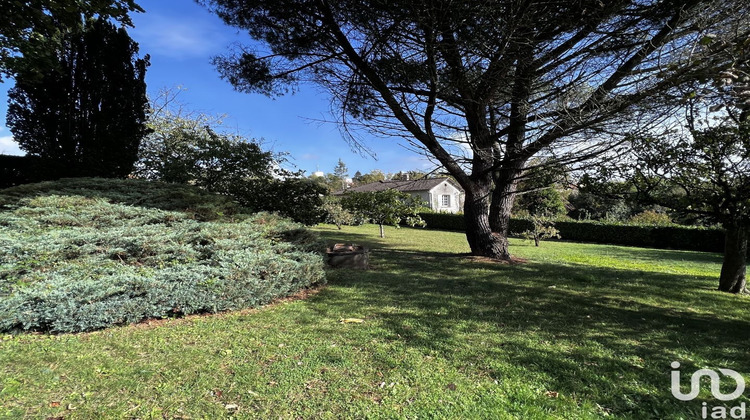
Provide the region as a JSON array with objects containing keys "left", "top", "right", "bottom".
[{"left": 309, "top": 230, "right": 750, "bottom": 418}]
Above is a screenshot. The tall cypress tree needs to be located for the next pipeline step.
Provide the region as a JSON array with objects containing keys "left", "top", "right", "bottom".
[{"left": 6, "top": 18, "right": 149, "bottom": 178}]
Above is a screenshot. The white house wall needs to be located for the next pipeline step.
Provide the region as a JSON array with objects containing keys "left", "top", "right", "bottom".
[
  {"left": 411, "top": 191, "right": 431, "bottom": 208},
  {"left": 427, "top": 182, "right": 463, "bottom": 213}
]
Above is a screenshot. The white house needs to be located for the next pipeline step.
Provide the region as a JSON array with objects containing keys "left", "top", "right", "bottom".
[{"left": 337, "top": 177, "right": 464, "bottom": 213}]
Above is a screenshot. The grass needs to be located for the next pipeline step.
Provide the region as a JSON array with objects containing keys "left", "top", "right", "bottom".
[{"left": 1, "top": 223, "right": 749, "bottom": 419}]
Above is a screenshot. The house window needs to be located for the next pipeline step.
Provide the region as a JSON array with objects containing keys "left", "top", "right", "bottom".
[{"left": 441, "top": 194, "right": 451, "bottom": 207}]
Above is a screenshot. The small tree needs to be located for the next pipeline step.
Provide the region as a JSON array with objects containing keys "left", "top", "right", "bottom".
[
  {"left": 516, "top": 216, "right": 561, "bottom": 247},
  {"left": 322, "top": 197, "right": 356, "bottom": 229},
  {"left": 341, "top": 190, "right": 426, "bottom": 238},
  {"left": 135, "top": 91, "right": 327, "bottom": 224},
  {"left": 136, "top": 123, "right": 277, "bottom": 191},
  {"left": 136, "top": 88, "right": 283, "bottom": 187}
]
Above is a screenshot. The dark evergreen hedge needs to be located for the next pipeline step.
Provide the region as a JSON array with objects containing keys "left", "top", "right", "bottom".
[
  {"left": 417, "top": 212, "right": 725, "bottom": 253},
  {"left": 0, "top": 155, "right": 40, "bottom": 189}
]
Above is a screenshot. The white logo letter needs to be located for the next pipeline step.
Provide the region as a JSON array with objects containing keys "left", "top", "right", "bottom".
[
  {"left": 671, "top": 362, "right": 746, "bottom": 402},
  {"left": 713, "top": 369, "right": 745, "bottom": 401}
]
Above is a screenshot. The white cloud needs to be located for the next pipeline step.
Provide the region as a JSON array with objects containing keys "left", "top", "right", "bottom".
[
  {"left": 0, "top": 135, "right": 24, "bottom": 156},
  {"left": 132, "top": 14, "right": 228, "bottom": 60},
  {"left": 400, "top": 155, "right": 434, "bottom": 170}
]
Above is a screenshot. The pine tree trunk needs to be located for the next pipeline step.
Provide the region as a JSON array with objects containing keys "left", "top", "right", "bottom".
[
  {"left": 489, "top": 163, "right": 524, "bottom": 236},
  {"left": 463, "top": 186, "right": 510, "bottom": 260},
  {"left": 719, "top": 224, "right": 747, "bottom": 293}
]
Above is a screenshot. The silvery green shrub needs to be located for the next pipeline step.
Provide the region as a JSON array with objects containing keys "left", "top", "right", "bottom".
[{"left": 0, "top": 183, "right": 326, "bottom": 333}]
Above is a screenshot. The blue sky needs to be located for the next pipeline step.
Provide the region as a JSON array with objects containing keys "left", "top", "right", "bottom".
[{"left": 0, "top": 0, "right": 430, "bottom": 176}]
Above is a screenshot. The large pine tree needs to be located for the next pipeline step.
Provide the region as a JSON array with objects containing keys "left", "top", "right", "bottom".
[
  {"left": 202, "top": 0, "right": 747, "bottom": 260},
  {"left": 6, "top": 18, "right": 149, "bottom": 178}
]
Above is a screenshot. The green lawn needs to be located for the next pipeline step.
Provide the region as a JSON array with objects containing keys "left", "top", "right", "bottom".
[{"left": 1, "top": 224, "right": 748, "bottom": 419}]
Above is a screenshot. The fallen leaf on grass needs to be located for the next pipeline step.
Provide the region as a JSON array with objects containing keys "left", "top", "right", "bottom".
[
  {"left": 49, "top": 401, "right": 61, "bottom": 408},
  {"left": 340, "top": 318, "right": 365, "bottom": 324},
  {"left": 545, "top": 391, "right": 559, "bottom": 398}
]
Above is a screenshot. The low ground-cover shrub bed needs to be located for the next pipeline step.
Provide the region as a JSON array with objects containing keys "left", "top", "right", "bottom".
[
  {"left": 417, "top": 212, "right": 725, "bottom": 252},
  {"left": 0, "top": 177, "right": 243, "bottom": 221},
  {"left": 0, "top": 180, "right": 326, "bottom": 333}
]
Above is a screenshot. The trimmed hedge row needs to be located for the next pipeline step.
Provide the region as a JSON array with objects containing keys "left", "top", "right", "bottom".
[
  {"left": 417, "top": 212, "right": 725, "bottom": 253},
  {"left": 0, "top": 184, "right": 326, "bottom": 333}
]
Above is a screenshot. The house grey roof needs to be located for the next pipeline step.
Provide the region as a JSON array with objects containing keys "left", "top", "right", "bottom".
[{"left": 337, "top": 177, "right": 463, "bottom": 194}]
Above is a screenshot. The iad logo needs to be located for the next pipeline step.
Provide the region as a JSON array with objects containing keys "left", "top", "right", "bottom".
[
  {"left": 671, "top": 361, "right": 747, "bottom": 419},
  {"left": 671, "top": 362, "right": 745, "bottom": 401}
]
